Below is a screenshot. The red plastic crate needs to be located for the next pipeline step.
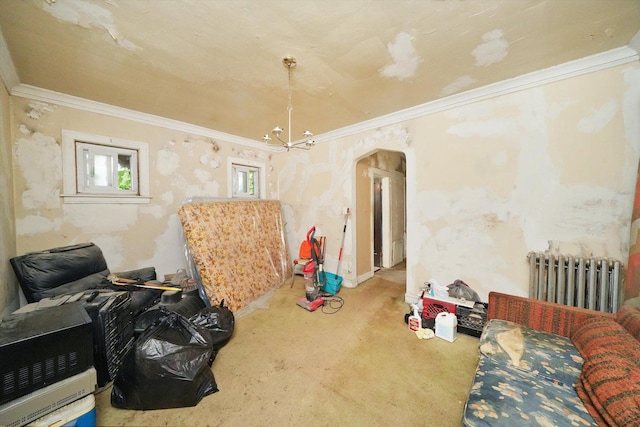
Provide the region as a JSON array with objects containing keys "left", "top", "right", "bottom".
[{"left": 421, "top": 296, "right": 457, "bottom": 319}]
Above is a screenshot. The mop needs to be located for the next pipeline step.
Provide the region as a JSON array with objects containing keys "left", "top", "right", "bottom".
[{"left": 322, "top": 208, "right": 349, "bottom": 295}]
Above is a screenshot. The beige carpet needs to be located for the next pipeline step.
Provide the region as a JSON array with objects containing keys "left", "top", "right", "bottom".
[{"left": 95, "top": 271, "right": 480, "bottom": 426}]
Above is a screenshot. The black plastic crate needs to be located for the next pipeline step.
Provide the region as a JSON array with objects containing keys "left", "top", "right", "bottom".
[{"left": 456, "top": 302, "right": 488, "bottom": 338}]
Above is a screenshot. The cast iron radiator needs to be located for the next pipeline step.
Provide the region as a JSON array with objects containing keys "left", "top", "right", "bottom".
[{"left": 527, "top": 252, "right": 623, "bottom": 313}]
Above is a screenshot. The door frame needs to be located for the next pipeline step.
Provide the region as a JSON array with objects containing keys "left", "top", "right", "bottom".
[{"left": 371, "top": 168, "right": 392, "bottom": 269}]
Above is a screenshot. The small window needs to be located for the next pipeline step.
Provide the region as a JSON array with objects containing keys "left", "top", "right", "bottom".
[
  {"left": 76, "top": 142, "right": 138, "bottom": 194},
  {"left": 227, "top": 157, "right": 266, "bottom": 199},
  {"left": 232, "top": 164, "right": 260, "bottom": 198},
  {"left": 62, "top": 130, "right": 150, "bottom": 204}
]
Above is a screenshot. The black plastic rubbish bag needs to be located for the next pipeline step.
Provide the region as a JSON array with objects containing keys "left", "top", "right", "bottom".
[
  {"left": 189, "top": 300, "right": 235, "bottom": 365},
  {"left": 111, "top": 309, "right": 218, "bottom": 410},
  {"left": 447, "top": 279, "right": 481, "bottom": 302}
]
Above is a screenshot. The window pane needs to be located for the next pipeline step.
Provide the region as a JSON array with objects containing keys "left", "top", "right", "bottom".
[
  {"left": 248, "top": 170, "right": 255, "bottom": 195},
  {"left": 118, "top": 154, "right": 132, "bottom": 190},
  {"left": 93, "top": 153, "right": 112, "bottom": 187},
  {"left": 237, "top": 170, "right": 248, "bottom": 193}
]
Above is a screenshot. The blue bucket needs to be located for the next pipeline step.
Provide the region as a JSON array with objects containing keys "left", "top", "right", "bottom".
[{"left": 321, "top": 272, "right": 343, "bottom": 295}]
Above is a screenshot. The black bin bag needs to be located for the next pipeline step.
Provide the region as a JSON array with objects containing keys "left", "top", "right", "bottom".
[
  {"left": 189, "top": 300, "right": 235, "bottom": 364},
  {"left": 111, "top": 309, "right": 218, "bottom": 410}
]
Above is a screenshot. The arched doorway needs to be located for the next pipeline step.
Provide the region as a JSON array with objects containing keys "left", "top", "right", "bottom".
[{"left": 354, "top": 150, "right": 406, "bottom": 282}]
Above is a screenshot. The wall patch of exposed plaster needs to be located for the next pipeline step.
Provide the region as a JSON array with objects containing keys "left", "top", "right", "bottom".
[
  {"left": 199, "top": 153, "right": 221, "bottom": 169},
  {"left": 234, "top": 148, "right": 268, "bottom": 162},
  {"left": 42, "top": 0, "right": 140, "bottom": 51},
  {"left": 547, "top": 100, "right": 578, "bottom": 120},
  {"left": 193, "top": 169, "right": 211, "bottom": 183},
  {"left": 472, "top": 29, "right": 508, "bottom": 67},
  {"left": 184, "top": 136, "right": 219, "bottom": 154},
  {"left": 160, "top": 191, "right": 174, "bottom": 206},
  {"left": 441, "top": 76, "right": 477, "bottom": 97},
  {"left": 16, "top": 215, "right": 62, "bottom": 236},
  {"left": 357, "top": 126, "right": 410, "bottom": 149},
  {"left": 577, "top": 99, "right": 618, "bottom": 133},
  {"left": 414, "top": 187, "right": 512, "bottom": 296},
  {"left": 19, "top": 124, "right": 34, "bottom": 135},
  {"left": 170, "top": 173, "right": 219, "bottom": 198},
  {"left": 26, "top": 102, "right": 56, "bottom": 120},
  {"left": 149, "top": 214, "right": 189, "bottom": 277},
  {"left": 491, "top": 150, "right": 509, "bottom": 167},
  {"left": 125, "top": 215, "right": 187, "bottom": 277},
  {"left": 63, "top": 204, "right": 138, "bottom": 233},
  {"left": 140, "top": 204, "right": 164, "bottom": 219},
  {"left": 623, "top": 67, "right": 640, "bottom": 158},
  {"left": 91, "top": 235, "right": 125, "bottom": 270},
  {"left": 15, "top": 133, "right": 61, "bottom": 210},
  {"left": 379, "top": 32, "right": 422, "bottom": 80},
  {"left": 157, "top": 149, "right": 180, "bottom": 176}
]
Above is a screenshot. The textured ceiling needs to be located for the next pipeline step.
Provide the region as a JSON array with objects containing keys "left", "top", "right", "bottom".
[{"left": 1, "top": 0, "right": 639, "bottom": 144}]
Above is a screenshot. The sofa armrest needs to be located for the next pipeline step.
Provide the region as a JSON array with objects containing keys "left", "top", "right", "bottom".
[{"left": 487, "top": 291, "right": 614, "bottom": 338}]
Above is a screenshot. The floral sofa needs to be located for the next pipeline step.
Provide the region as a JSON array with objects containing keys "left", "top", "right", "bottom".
[{"left": 463, "top": 292, "right": 640, "bottom": 427}]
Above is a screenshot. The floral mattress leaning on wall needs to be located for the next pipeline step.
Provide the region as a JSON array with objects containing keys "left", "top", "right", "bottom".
[{"left": 178, "top": 199, "right": 292, "bottom": 313}]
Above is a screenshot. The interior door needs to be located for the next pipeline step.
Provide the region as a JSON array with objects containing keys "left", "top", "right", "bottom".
[{"left": 373, "top": 177, "right": 382, "bottom": 268}]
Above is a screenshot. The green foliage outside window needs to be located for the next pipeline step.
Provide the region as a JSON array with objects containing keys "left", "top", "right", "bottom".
[{"left": 118, "top": 168, "right": 132, "bottom": 190}]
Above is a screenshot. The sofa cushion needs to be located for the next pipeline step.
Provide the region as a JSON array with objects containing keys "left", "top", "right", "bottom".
[
  {"left": 571, "top": 316, "right": 640, "bottom": 426},
  {"left": 462, "top": 356, "right": 596, "bottom": 427},
  {"left": 575, "top": 348, "right": 640, "bottom": 426},
  {"left": 616, "top": 304, "right": 640, "bottom": 342},
  {"left": 479, "top": 319, "right": 583, "bottom": 387},
  {"left": 571, "top": 316, "right": 640, "bottom": 361}
]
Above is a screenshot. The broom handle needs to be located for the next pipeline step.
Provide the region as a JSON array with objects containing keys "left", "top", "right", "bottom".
[{"left": 335, "top": 208, "right": 350, "bottom": 277}]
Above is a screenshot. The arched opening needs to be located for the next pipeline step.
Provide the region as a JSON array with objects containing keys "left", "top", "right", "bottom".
[{"left": 353, "top": 149, "right": 406, "bottom": 283}]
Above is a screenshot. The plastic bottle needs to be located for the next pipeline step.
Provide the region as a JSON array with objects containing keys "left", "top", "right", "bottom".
[{"left": 408, "top": 304, "right": 421, "bottom": 332}]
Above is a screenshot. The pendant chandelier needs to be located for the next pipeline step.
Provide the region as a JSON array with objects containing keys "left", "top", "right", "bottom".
[{"left": 263, "top": 56, "right": 315, "bottom": 151}]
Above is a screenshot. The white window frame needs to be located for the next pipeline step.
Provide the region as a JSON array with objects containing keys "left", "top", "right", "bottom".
[
  {"left": 227, "top": 157, "right": 266, "bottom": 199},
  {"left": 62, "top": 130, "right": 151, "bottom": 204},
  {"left": 75, "top": 142, "right": 139, "bottom": 195}
]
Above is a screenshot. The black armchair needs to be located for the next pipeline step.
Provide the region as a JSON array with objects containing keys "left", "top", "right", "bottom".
[{"left": 10, "top": 242, "right": 161, "bottom": 317}]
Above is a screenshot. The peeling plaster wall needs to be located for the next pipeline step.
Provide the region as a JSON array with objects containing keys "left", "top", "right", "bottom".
[
  {"left": 0, "top": 84, "right": 18, "bottom": 315},
  {"left": 276, "top": 62, "right": 640, "bottom": 303},
  {"left": 10, "top": 98, "right": 276, "bottom": 285}
]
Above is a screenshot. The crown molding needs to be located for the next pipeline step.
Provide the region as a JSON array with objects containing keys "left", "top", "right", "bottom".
[
  {"left": 9, "top": 84, "right": 282, "bottom": 152},
  {"left": 0, "top": 25, "right": 20, "bottom": 92},
  {"left": 316, "top": 46, "right": 640, "bottom": 143},
  {"left": 5, "top": 44, "right": 639, "bottom": 147}
]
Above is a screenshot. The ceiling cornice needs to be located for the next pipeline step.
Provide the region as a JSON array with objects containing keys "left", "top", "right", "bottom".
[
  {"left": 3, "top": 35, "right": 638, "bottom": 149},
  {"left": 315, "top": 46, "right": 640, "bottom": 143},
  {"left": 10, "top": 84, "right": 279, "bottom": 151}
]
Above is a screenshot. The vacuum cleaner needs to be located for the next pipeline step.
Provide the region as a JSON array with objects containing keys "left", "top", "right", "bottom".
[{"left": 296, "top": 226, "right": 325, "bottom": 311}]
